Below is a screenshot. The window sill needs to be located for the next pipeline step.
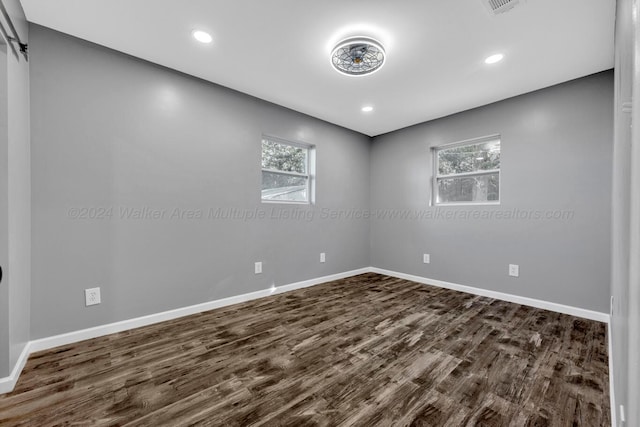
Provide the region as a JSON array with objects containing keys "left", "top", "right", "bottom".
[
  {"left": 432, "top": 201, "right": 501, "bottom": 207},
  {"left": 261, "top": 200, "right": 312, "bottom": 205}
]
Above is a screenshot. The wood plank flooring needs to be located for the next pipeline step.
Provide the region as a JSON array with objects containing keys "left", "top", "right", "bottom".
[{"left": 0, "top": 273, "right": 610, "bottom": 426}]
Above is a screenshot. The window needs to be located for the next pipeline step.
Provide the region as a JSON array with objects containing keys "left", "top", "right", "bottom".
[
  {"left": 261, "top": 136, "right": 314, "bottom": 203},
  {"left": 433, "top": 135, "right": 500, "bottom": 205}
]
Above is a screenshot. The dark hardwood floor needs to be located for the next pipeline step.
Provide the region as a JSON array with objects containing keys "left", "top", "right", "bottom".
[{"left": 0, "top": 273, "right": 610, "bottom": 426}]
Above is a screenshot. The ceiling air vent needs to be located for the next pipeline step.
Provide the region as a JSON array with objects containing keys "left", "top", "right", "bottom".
[{"left": 482, "top": 0, "right": 522, "bottom": 15}]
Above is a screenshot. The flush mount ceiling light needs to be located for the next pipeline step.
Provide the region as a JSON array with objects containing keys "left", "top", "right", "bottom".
[
  {"left": 361, "top": 106, "right": 374, "bottom": 112},
  {"left": 331, "top": 37, "right": 385, "bottom": 76},
  {"left": 484, "top": 53, "right": 504, "bottom": 64},
  {"left": 192, "top": 30, "right": 213, "bottom": 44}
]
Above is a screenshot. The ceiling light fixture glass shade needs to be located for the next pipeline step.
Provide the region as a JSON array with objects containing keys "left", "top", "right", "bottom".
[
  {"left": 192, "top": 30, "right": 213, "bottom": 44},
  {"left": 331, "top": 37, "right": 385, "bottom": 76},
  {"left": 485, "top": 53, "right": 504, "bottom": 64}
]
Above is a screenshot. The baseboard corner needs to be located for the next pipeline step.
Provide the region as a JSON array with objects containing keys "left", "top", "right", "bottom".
[
  {"left": 369, "top": 267, "right": 609, "bottom": 323},
  {"left": 0, "top": 342, "right": 31, "bottom": 395}
]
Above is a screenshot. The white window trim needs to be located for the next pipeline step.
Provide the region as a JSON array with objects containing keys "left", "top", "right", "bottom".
[
  {"left": 431, "top": 134, "right": 501, "bottom": 206},
  {"left": 261, "top": 135, "right": 315, "bottom": 205}
]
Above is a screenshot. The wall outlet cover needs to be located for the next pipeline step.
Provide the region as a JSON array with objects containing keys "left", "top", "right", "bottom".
[
  {"left": 423, "top": 254, "right": 430, "bottom": 264},
  {"left": 254, "top": 262, "right": 262, "bottom": 274},
  {"left": 508, "top": 264, "right": 519, "bottom": 277},
  {"left": 85, "top": 287, "right": 101, "bottom": 306}
]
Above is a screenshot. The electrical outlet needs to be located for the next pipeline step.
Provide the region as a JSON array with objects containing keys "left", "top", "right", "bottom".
[
  {"left": 85, "top": 287, "right": 101, "bottom": 306},
  {"left": 620, "top": 404, "right": 626, "bottom": 423},
  {"left": 508, "top": 264, "right": 519, "bottom": 277},
  {"left": 320, "top": 252, "right": 326, "bottom": 263},
  {"left": 423, "top": 254, "right": 430, "bottom": 264},
  {"left": 254, "top": 262, "right": 262, "bottom": 274}
]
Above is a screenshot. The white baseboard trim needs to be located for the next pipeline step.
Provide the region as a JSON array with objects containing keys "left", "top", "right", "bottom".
[
  {"left": 608, "top": 321, "right": 617, "bottom": 427},
  {"left": 0, "top": 342, "right": 31, "bottom": 394},
  {"left": 373, "top": 267, "right": 616, "bottom": 422},
  {"left": 30, "top": 267, "right": 370, "bottom": 354},
  {"left": 0, "top": 267, "right": 369, "bottom": 394},
  {"left": 0, "top": 266, "right": 611, "bottom": 396},
  {"left": 370, "top": 267, "right": 610, "bottom": 323}
]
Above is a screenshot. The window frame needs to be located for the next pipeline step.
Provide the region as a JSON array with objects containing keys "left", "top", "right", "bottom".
[
  {"left": 261, "top": 135, "right": 315, "bottom": 205},
  {"left": 431, "top": 134, "right": 501, "bottom": 206}
]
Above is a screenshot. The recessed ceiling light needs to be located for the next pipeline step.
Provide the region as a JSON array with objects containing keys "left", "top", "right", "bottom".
[
  {"left": 331, "top": 37, "right": 385, "bottom": 76},
  {"left": 484, "top": 53, "right": 504, "bottom": 64},
  {"left": 362, "top": 106, "right": 374, "bottom": 112},
  {"left": 192, "top": 30, "right": 213, "bottom": 44}
]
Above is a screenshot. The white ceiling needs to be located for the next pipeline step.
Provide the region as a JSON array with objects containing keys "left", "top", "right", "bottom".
[{"left": 20, "top": 0, "right": 615, "bottom": 137}]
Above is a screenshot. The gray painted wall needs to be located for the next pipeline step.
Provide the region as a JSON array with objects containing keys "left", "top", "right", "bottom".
[
  {"left": 611, "top": 0, "right": 632, "bottom": 422},
  {"left": 0, "top": 0, "right": 30, "bottom": 378},
  {"left": 370, "top": 71, "right": 613, "bottom": 313},
  {"left": 29, "top": 25, "right": 370, "bottom": 339},
  {"left": 7, "top": 0, "right": 30, "bottom": 372},
  {"left": 615, "top": 0, "right": 640, "bottom": 423},
  {"left": 0, "top": 43, "right": 9, "bottom": 377},
  {"left": 29, "top": 23, "right": 613, "bottom": 344}
]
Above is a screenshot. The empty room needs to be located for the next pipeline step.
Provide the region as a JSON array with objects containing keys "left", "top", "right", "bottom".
[{"left": 0, "top": 0, "right": 638, "bottom": 425}]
